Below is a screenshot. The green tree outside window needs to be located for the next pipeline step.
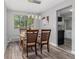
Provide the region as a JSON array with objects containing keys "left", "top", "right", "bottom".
[{"left": 14, "top": 15, "right": 33, "bottom": 28}]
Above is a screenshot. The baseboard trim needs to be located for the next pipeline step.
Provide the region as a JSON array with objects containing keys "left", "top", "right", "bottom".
[
  {"left": 49, "top": 42, "right": 57, "bottom": 47},
  {"left": 71, "top": 51, "right": 75, "bottom": 55},
  {"left": 50, "top": 42, "right": 75, "bottom": 55}
]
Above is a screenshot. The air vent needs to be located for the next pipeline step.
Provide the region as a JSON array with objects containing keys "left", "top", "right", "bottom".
[{"left": 28, "top": 0, "right": 41, "bottom": 4}]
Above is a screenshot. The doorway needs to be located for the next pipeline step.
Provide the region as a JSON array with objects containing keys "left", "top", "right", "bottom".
[{"left": 57, "top": 6, "right": 72, "bottom": 52}]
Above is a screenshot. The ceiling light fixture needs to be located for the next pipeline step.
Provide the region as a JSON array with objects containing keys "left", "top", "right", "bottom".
[{"left": 28, "top": 0, "right": 41, "bottom": 4}]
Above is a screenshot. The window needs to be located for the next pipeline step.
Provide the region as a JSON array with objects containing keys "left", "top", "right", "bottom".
[
  {"left": 14, "top": 15, "right": 28, "bottom": 28},
  {"left": 14, "top": 15, "right": 33, "bottom": 28}
]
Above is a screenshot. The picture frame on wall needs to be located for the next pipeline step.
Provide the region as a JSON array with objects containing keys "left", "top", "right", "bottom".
[{"left": 42, "top": 16, "right": 49, "bottom": 26}]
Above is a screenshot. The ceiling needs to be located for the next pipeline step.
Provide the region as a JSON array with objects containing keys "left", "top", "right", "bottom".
[{"left": 5, "top": 0, "right": 65, "bottom": 13}]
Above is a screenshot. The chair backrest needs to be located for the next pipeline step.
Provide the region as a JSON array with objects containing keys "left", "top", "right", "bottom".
[
  {"left": 41, "top": 29, "right": 51, "bottom": 42},
  {"left": 27, "top": 30, "right": 38, "bottom": 43}
]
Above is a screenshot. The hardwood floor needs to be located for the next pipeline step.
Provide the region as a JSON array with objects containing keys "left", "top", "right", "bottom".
[
  {"left": 58, "top": 39, "right": 72, "bottom": 52},
  {"left": 4, "top": 41, "right": 74, "bottom": 59}
]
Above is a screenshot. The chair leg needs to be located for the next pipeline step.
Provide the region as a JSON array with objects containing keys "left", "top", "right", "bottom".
[
  {"left": 22, "top": 49, "right": 24, "bottom": 59},
  {"left": 41, "top": 44, "right": 42, "bottom": 54},
  {"left": 35, "top": 44, "right": 37, "bottom": 55},
  {"left": 47, "top": 43, "right": 49, "bottom": 52},
  {"left": 27, "top": 47, "right": 28, "bottom": 57},
  {"left": 22, "top": 48, "right": 25, "bottom": 59}
]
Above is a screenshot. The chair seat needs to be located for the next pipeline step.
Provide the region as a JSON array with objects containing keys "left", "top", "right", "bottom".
[
  {"left": 28, "top": 43, "right": 35, "bottom": 46},
  {"left": 37, "top": 39, "right": 47, "bottom": 44},
  {"left": 42, "top": 41, "right": 47, "bottom": 43}
]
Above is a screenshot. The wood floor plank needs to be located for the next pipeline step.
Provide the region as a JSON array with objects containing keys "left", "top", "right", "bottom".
[{"left": 4, "top": 42, "right": 74, "bottom": 59}]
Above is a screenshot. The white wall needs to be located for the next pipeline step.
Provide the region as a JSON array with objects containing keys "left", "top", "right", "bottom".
[
  {"left": 4, "top": 5, "right": 8, "bottom": 52},
  {"left": 41, "top": 0, "right": 75, "bottom": 53},
  {"left": 7, "top": 10, "right": 39, "bottom": 42},
  {"left": 72, "top": 0, "right": 75, "bottom": 54}
]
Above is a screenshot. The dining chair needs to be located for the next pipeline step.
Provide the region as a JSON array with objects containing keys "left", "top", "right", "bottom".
[
  {"left": 38, "top": 29, "right": 51, "bottom": 54},
  {"left": 26, "top": 30, "right": 38, "bottom": 57}
]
